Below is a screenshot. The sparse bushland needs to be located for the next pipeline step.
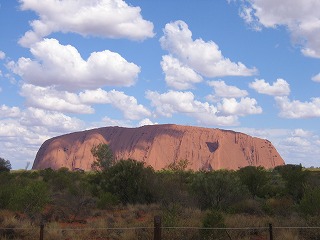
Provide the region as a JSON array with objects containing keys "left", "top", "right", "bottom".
[{"left": 1, "top": 151, "right": 320, "bottom": 239}]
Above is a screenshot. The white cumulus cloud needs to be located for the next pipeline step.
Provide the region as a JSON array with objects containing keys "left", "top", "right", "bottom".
[
  {"left": 207, "top": 80, "right": 248, "bottom": 98},
  {"left": 0, "top": 105, "right": 21, "bottom": 118},
  {"left": 161, "top": 55, "right": 202, "bottom": 90},
  {"left": 80, "top": 88, "right": 151, "bottom": 120},
  {"left": 20, "top": 84, "right": 94, "bottom": 114},
  {"left": 292, "top": 129, "right": 312, "bottom": 138},
  {"left": 239, "top": 0, "right": 320, "bottom": 58},
  {"left": 20, "top": 107, "right": 85, "bottom": 132},
  {"left": 19, "top": 0, "right": 154, "bottom": 47},
  {"left": 9, "top": 38, "right": 140, "bottom": 90},
  {"left": 282, "top": 137, "right": 311, "bottom": 147},
  {"left": 217, "top": 97, "right": 262, "bottom": 116},
  {"left": 249, "top": 78, "right": 290, "bottom": 96},
  {"left": 0, "top": 121, "right": 28, "bottom": 138},
  {"left": 275, "top": 96, "right": 320, "bottom": 118},
  {"left": 89, "top": 117, "right": 133, "bottom": 128},
  {"left": 20, "top": 84, "right": 150, "bottom": 120},
  {"left": 278, "top": 128, "right": 320, "bottom": 166},
  {"left": 145, "top": 90, "right": 239, "bottom": 126},
  {"left": 239, "top": 6, "right": 261, "bottom": 31},
  {"left": 160, "top": 20, "right": 257, "bottom": 78},
  {"left": 139, "top": 118, "right": 157, "bottom": 126}
]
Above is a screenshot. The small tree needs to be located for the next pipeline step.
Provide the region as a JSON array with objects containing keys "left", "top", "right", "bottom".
[
  {"left": 237, "top": 166, "right": 269, "bottom": 198},
  {"left": 275, "top": 164, "right": 309, "bottom": 202},
  {"left": 103, "top": 159, "right": 155, "bottom": 204},
  {"left": 91, "top": 143, "right": 114, "bottom": 171},
  {"left": 9, "top": 181, "right": 49, "bottom": 219},
  {"left": 0, "top": 157, "right": 11, "bottom": 172},
  {"left": 201, "top": 210, "right": 228, "bottom": 240},
  {"left": 54, "top": 180, "right": 95, "bottom": 222},
  {"left": 191, "top": 170, "right": 249, "bottom": 210},
  {"left": 300, "top": 186, "right": 320, "bottom": 216}
]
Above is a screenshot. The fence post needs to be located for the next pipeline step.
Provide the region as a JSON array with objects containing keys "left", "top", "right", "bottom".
[
  {"left": 268, "top": 223, "right": 273, "bottom": 240},
  {"left": 39, "top": 221, "right": 44, "bottom": 240},
  {"left": 154, "top": 216, "right": 161, "bottom": 240}
]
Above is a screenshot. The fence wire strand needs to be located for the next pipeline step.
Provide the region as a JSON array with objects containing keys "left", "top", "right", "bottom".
[{"left": 1, "top": 225, "right": 320, "bottom": 230}]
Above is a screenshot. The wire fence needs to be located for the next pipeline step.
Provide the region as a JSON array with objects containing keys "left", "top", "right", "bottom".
[{"left": 1, "top": 218, "right": 320, "bottom": 240}]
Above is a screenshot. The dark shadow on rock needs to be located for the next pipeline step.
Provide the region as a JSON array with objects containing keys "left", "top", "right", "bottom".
[{"left": 206, "top": 141, "right": 219, "bottom": 153}]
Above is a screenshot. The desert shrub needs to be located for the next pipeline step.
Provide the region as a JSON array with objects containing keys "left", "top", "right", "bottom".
[
  {"left": 264, "top": 170, "right": 287, "bottom": 198},
  {"left": 0, "top": 184, "right": 14, "bottom": 209},
  {"left": 224, "top": 214, "right": 275, "bottom": 239},
  {"left": 191, "top": 170, "right": 249, "bottom": 210},
  {"left": 39, "top": 168, "right": 55, "bottom": 182},
  {"left": 160, "top": 205, "right": 202, "bottom": 240},
  {"left": 299, "top": 186, "right": 320, "bottom": 216},
  {"left": 162, "top": 203, "right": 183, "bottom": 227},
  {"left": 229, "top": 198, "right": 265, "bottom": 215},
  {"left": 9, "top": 181, "right": 49, "bottom": 219},
  {"left": 40, "top": 167, "right": 84, "bottom": 192},
  {"left": 237, "top": 166, "right": 270, "bottom": 198},
  {"left": 0, "top": 158, "right": 11, "bottom": 172},
  {"left": 0, "top": 171, "right": 45, "bottom": 211},
  {"left": 96, "top": 192, "right": 119, "bottom": 209},
  {"left": 201, "top": 210, "right": 228, "bottom": 240},
  {"left": 275, "top": 164, "right": 309, "bottom": 202},
  {"left": 264, "top": 197, "right": 294, "bottom": 216},
  {"left": 38, "top": 167, "right": 96, "bottom": 222},
  {"left": 50, "top": 179, "right": 95, "bottom": 222},
  {"left": 0, "top": 174, "right": 16, "bottom": 209},
  {"left": 155, "top": 170, "right": 196, "bottom": 208},
  {"left": 305, "top": 170, "right": 320, "bottom": 188},
  {"left": 100, "top": 159, "right": 155, "bottom": 204}
]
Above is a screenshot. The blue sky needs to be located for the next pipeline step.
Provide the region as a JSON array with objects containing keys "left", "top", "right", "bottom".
[{"left": 1, "top": 0, "right": 320, "bottom": 169}]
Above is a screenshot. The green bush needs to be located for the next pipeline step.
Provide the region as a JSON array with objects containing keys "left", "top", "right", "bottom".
[
  {"left": 201, "top": 210, "right": 227, "bottom": 240},
  {"left": 299, "top": 187, "right": 320, "bottom": 216},
  {"left": 0, "top": 184, "right": 15, "bottom": 209},
  {"left": 0, "top": 158, "right": 11, "bottom": 172},
  {"left": 263, "top": 197, "right": 294, "bottom": 216},
  {"left": 275, "top": 164, "right": 309, "bottom": 202},
  {"left": 229, "top": 198, "right": 264, "bottom": 215},
  {"left": 237, "top": 166, "right": 269, "bottom": 198},
  {"left": 155, "top": 170, "right": 196, "bottom": 208},
  {"left": 9, "top": 181, "right": 49, "bottom": 218},
  {"left": 162, "top": 203, "right": 183, "bottom": 227},
  {"left": 96, "top": 192, "right": 119, "bottom": 209},
  {"left": 51, "top": 179, "right": 95, "bottom": 222},
  {"left": 101, "top": 159, "right": 155, "bottom": 204},
  {"left": 191, "top": 170, "right": 249, "bottom": 210}
]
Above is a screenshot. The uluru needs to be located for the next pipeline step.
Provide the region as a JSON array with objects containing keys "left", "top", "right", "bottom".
[{"left": 32, "top": 124, "right": 285, "bottom": 171}]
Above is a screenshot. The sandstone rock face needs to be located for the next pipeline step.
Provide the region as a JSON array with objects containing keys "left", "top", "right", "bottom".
[{"left": 32, "top": 124, "right": 285, "bottom": 171}]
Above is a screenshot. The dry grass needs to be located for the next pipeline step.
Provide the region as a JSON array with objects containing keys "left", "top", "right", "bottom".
[
  {"left": 1, "top": 206, "right": 320, "bottom": 239},
  {"left": 224, "top": 213, "right": 320, "bottom": 240},
  {"left": 0, "top": 210, "right": 38, "bottom": 240}
]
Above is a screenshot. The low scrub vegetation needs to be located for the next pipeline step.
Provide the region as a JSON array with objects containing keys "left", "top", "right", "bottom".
[{"left": 1, "top": 146, "right": 320, "bottom": 239}]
